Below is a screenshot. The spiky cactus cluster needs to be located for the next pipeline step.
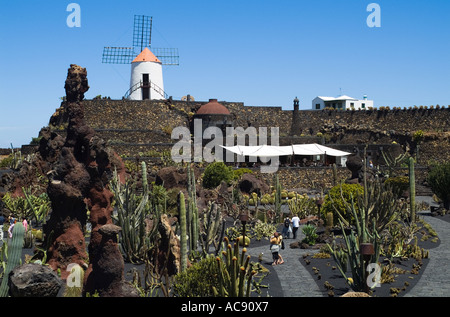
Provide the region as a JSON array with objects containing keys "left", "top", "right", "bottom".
[{"left": 213, "top": 237, "right": 256, "bottom": 297}]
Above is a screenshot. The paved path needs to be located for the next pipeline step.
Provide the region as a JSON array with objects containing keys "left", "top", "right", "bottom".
[
  {"left": 404, "top": 214, "right": 450, "bottom": 297},
  {"left": 247, "top": 226, "right": 323, "bottom": 297},
  {"left": 247, "top": 211, "right": 450, "bottom": 297}
]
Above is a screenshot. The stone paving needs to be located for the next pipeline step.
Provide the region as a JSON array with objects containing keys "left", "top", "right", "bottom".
[
  {"left": 404, "top": 214, "right": 450, "bottom": 297},
  {"left": 247, "top": 227, "right": 323, "bottom": 297},
  {"left": 247, "top": 211, "right": 450, "bottom": 297}
]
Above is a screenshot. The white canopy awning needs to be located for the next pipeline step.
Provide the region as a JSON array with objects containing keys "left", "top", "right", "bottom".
[
  {"left": 293, "top": 144, "right": 352, "bottom": 157},
  {"left": 220, "top": 143, "right": 351, "bottom": 158}
]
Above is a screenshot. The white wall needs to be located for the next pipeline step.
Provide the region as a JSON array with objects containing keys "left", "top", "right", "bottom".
[
  {"left": 129, "top": 61, "right": 165, "bottom": 100},
  {"left": 346, "top": 99, "right": 374, "bottom": 110},
  {"left": 312, "top": 97, "right": 325, "bottom": 110},
  {"left": 312, "top": 97, "right": 374, "bottom": 110}
]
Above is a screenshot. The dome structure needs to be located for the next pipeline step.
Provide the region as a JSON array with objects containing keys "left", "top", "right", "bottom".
[
  {"left": 196, "top": 99, "right": 230, "bottom": 115},
  {"left": 191, "top": 99, "right": 233, "bottom": 141}
]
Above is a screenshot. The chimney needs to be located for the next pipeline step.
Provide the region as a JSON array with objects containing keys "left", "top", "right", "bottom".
[{"left": 290, "top": 97, "right": 301, "bottom": 136}]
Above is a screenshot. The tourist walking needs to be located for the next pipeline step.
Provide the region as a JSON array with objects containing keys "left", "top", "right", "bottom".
[
  {"left": 291, "top": 214, "right": 300, "bottom": 239},
  {"left": 282, "top": 216, "right": 291, "bottom": 239},
  {"left": 270, "top": 232, "right": 284, "bottom": 265},
  {"left": 0, "top": 214, "right": 5, "bottom": 242},
  {"left": 22, "top": 218, "right": 28, "bottom": 232},
  {"left": 8, "top": 220, "right": 15, "bottom": 239}
]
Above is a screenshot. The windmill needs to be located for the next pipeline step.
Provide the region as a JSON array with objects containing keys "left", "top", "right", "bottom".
[{"left": 102, "top": 15, "right": 179, "bottom": 100}]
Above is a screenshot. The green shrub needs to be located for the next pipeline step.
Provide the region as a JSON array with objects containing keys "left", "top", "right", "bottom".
[
  {"left": 233, "top": 168, "right": 253, "bottom": 180},
  {"left": 202, "top": 161, "right": 234, "bottom": 189},
  {"left": 172, "top": 255, "right": 220, "bottom": 297},
  {"left": 0, "top": 155, "right": 13, "bottom": 168},
  {"left": 322, "top": 183, "right": 364, "bottom": 224},
  {"left": 428, "top": 162, "right": 450, "bottom": 209},
  {"left": 384, "top": 176, "right": 409, "bottom": 198},
  {"left": 166, "top": 188, "right": 180, "bottom": 215}
]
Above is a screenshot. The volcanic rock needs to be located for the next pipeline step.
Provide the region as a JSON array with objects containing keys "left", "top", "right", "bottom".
[{"left": 9, "top": 263, "right": 63, "bottom": 297}]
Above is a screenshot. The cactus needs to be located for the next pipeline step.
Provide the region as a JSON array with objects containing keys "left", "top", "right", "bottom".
[
  {"left": 0, "top": 222, "right": 25, "bottom": 297},
  {"left": 110, "top": 161, "right": 157, "bottom": 263},
  {"left": 334, "top": 246, "right": 348, "bottom": 273},
  {"left": 199, "top": 202, "right": 225, "bottom": 256},
  {"left": 327, "top": 217, "right": 380, "bottom": 293},
  {"left": 404, "top": 236, "right": 429, "bottom": 260},
  {"left": 22, "top": 187, "right": 51, "bottom": 226},
  {"left": 274, "top": 174, "right": 282, "bottom": 223},
  {"left": 326, "top": 212, "right": 334, "bottom": 228},
  {"left": 187, "top": 164, "right": 199, "bottom": 253},
  {"left": 213, "top": 237, "right": 256, "bottom": 297},
  {"left": 332, "top": 163, "right": 338, "bottom": 186},
  {"left": 302, "top": 224, "right": 318, "bottom": 246},
  {"left": 326, "top": 174, "right": 384, "bottom": 292},
  {"left": 409, "top": 157, "right": 416, "bottom": 223},
  {"left": 381, "top": 150, "right": 408, "bottom": 177},
  {"left": 178, "top": 191, "right": 187, "bottom": 272}
]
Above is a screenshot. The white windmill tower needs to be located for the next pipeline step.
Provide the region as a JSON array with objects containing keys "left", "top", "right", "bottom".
[
  {"left": 102, "top": 15, "right": 179, "bottom": 100},
  {"left": 129, "top": 47, "right": 164, "bottom": 100}
]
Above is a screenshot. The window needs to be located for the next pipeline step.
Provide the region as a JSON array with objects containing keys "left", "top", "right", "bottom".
[
  {"left": 315, "top": 104, "right": 321, "bottom": 109},
  {"left": 350, "top": 103, "right": 355, "bottom": 108},
  {"left": 362, "top": 103, "right": 366, "bottom": 109}
]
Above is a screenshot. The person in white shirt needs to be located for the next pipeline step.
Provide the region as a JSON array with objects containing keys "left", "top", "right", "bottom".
[{"left": 291, "top": 215, "right": 300, "bottom": 240}]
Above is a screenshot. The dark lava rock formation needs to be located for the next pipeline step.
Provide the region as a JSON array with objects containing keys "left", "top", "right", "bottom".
[{"left": 41, "top": 64, "right": 132, "bottom": 296}]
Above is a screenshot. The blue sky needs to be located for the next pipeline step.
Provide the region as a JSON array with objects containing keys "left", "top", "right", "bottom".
[{"left": 1, "top": 0, "right": 450, "bottom": 148}]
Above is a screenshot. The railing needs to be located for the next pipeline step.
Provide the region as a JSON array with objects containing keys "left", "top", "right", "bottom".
[{"left": 123, "top": 80, "right": 168, "bottom": 100}]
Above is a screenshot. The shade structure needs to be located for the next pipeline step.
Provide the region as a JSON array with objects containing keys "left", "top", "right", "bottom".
[
  {"left": 292, "top": 144, "right": 352, "bottom": 157},
  {"left": 220, "top": 144, "right": 351, "bottom": 158},
  {"left": 219, "top": 145, "right": 292, "bottom": 158}
]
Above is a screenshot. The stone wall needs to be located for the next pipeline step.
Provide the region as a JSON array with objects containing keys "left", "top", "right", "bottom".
[
  {"left": 243, "top": 166, "right": 429, "bottom": 195},
  {"left": 81, "top": 99, "right": 449, "bottom": 136},
  {"left": 291, "top": 107, "right": 450, "bottom": 137},
  {"left": 73, "top": 99, "right": 450, "bottom": 166},
  {"left": 83, "top": 99, "right": 189, "bottom": 132}
]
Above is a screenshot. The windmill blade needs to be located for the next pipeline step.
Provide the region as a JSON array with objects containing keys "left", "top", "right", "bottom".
[
  {"left": 102, "top": 47, "right": 135, "bottom": 64},
  {"left": 152, "top": 48, "right": 179, "bottom": 66},
  {"left": 133, "top": 15, "right": 152, "bottom": 52}
]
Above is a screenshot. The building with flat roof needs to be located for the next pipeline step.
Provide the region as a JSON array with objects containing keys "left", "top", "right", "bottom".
[{"left": 312, "top": 95, "right": 373, "bottom": 110}]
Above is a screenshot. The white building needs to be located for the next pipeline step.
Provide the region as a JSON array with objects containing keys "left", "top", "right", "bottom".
[
  {"left": 312, "top": 95, "right": 373, "bottom": 110},
  {"left": 128, "top": 47, "right": 165, "bottom": 100}
]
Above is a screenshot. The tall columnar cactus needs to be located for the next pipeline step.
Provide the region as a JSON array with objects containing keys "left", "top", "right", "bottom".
[
  {"left": 178, "top": 191, "right": 187, "bottom": 272},
  {"left": 187, "top": 164, "right": 199, "bottom": 253},
  {"left": 0, "top": 222, "right": 25, "bottom": 297},
  {"left": 326, "top": 212, "right": 334, "bottom": 228},
  {"left": 274, "top": 174, "right": 282, "bottom": 222},
  {"left": 332, "top": 163, "right": 338, "bottom": 186},
  {"left": 213, "top": 237, "right": 256, "bottom": 297},
  {"left": 409, "top": 157, "right": 416, "bottom": 223},
  {"left": 110, "top": 161, "right": 154, "bottom": 263},
  {"left": 199, "top": 202, "right": 225, "bottom": 256}
]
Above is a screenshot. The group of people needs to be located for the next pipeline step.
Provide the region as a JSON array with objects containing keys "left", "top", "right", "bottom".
[
  {"left": 281, "top": 215, "right": 301, "bottom": 240},
  {"left": 269, "top": 214, "right": 301, "bottom": 266},
  {"left": 0, "top": 215, "right": 28, "bottom": 242}
]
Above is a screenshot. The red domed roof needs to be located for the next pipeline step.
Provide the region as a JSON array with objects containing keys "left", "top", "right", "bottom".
[{"left": 196, "top": 99, "right": 230, "bottom": 115}]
